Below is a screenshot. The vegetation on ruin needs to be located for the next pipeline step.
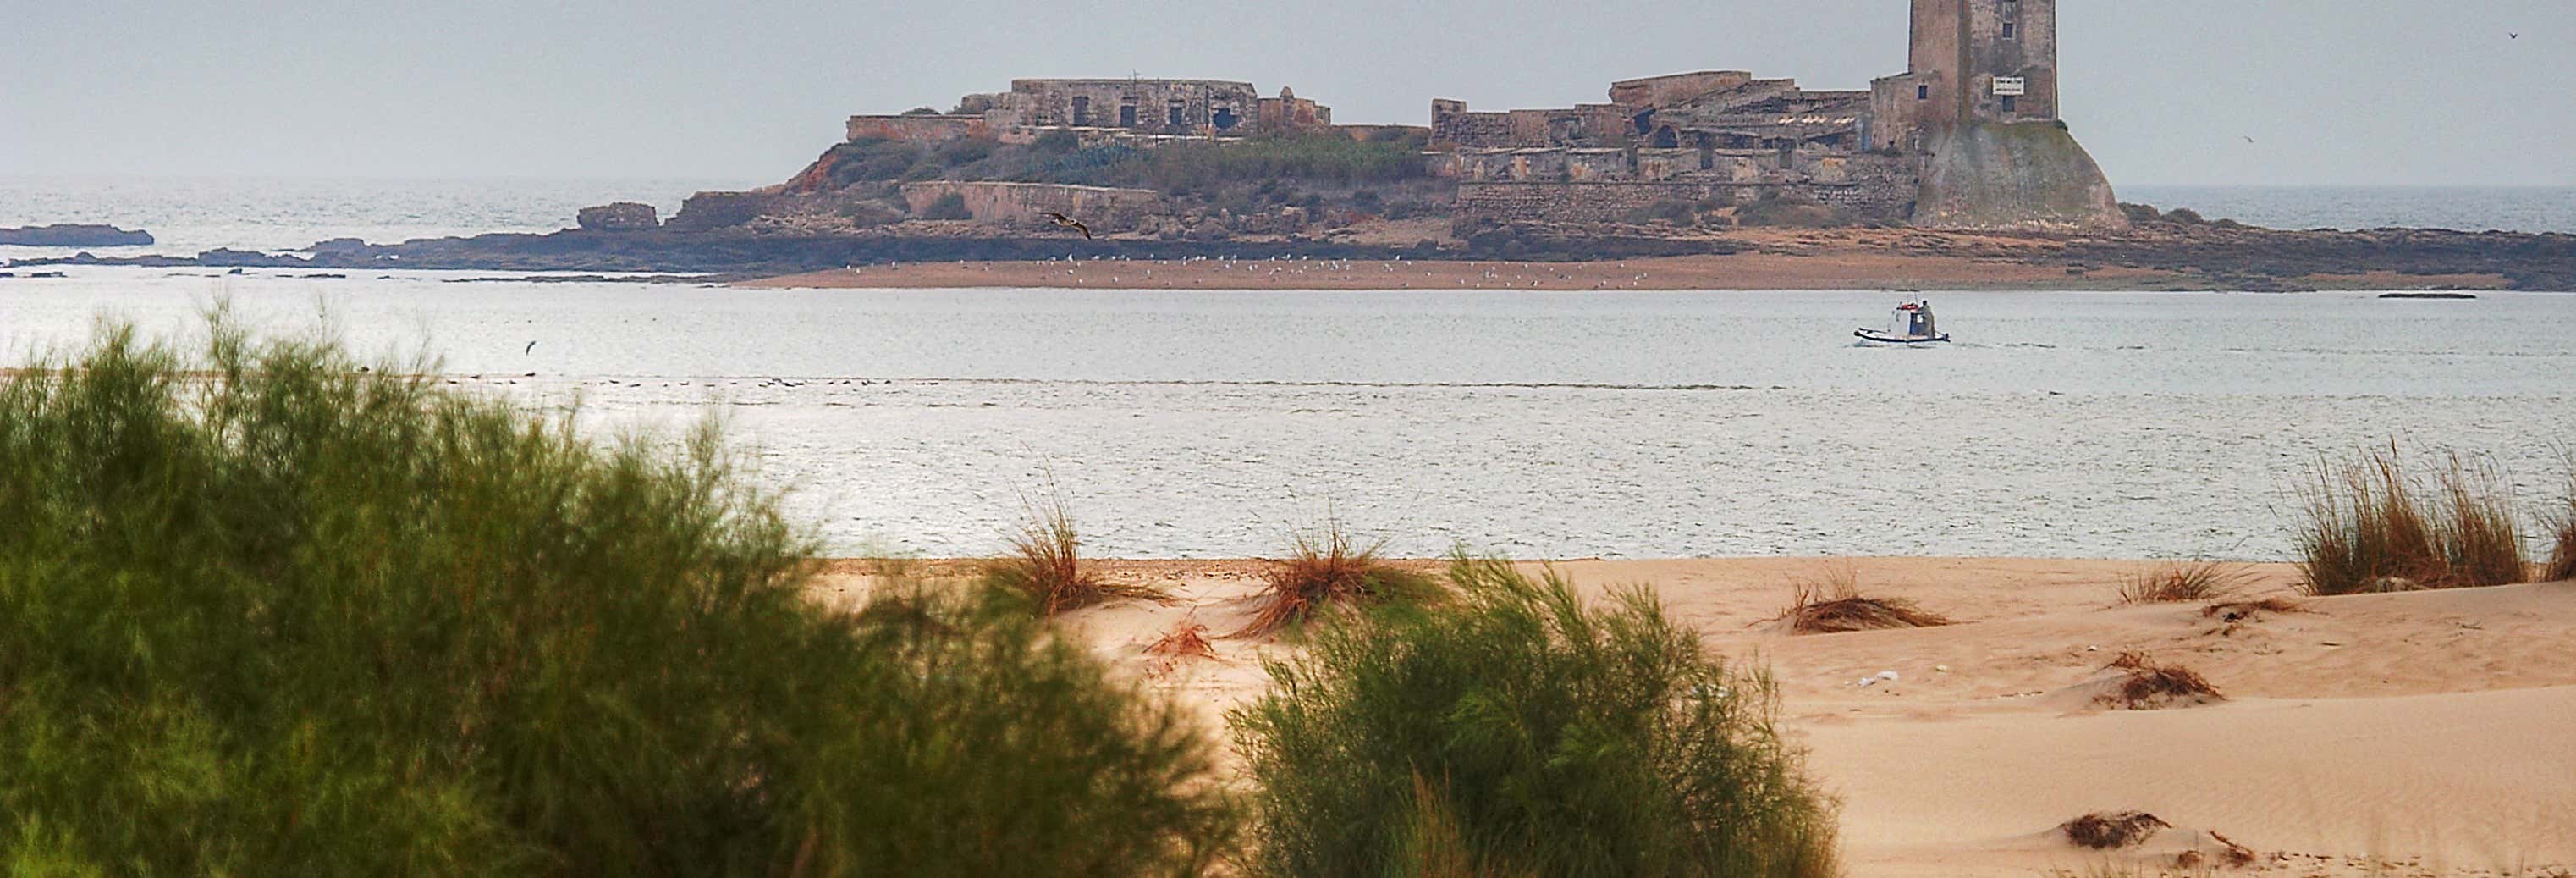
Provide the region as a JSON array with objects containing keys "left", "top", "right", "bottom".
[
  {"left": 2293, "top": 445, "right": 2531, "bottom": 595},
  {"left": 813, "top": 134, "right": 1445, "bottom": 228},
  {"left": 919, "top": 191, "right": 972, "bottom": 220},
  {"left": 0, "top": 318, "right": 1231, "bottom": 875},
  {"left": 1231, "top": 556, "right": 1839, "bottom": 878}
]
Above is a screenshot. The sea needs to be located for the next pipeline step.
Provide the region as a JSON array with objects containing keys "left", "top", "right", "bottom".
[{"left": 3, "top": 177, "right": 2572, "bottom": 560}]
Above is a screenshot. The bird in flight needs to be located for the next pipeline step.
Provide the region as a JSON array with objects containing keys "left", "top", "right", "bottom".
[
  {"left": 1040, "top": 211, "right": 1094, "bottom": 240},
  {"left": 525, "top": 340, "right": 537, "bottom": 354},
  {"left": 2241, "top": 135, "right": 2255, "bottom": 144}
]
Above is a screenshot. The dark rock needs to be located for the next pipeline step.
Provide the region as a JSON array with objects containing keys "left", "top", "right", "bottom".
[
  {"left": 576, "top": 202, "right": 661, "bottom": 231},
  {"left": 665, "top": 191, "right": 786, "bottom": 232},
  {"left": 0, "top": 224, "right": 154, "bottom": 246},
  {"left": 309, "top": 237, "right": 371, "bottom": 255}
]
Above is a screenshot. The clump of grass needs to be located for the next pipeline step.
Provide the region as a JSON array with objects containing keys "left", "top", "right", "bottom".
[
  {"left": 2201, "top": 597, "right": 2309, "bottom": 625},
  {"left": 2097, "top": 653, "right": 2225, "bottom": 710},
  {"left": 1775, "top": 566, "right": 1951, "bottom": 633},
  {"left": 2295, "top": 445, "right": 2529, "bottom": 595},
  {"left": 983, "top": 493, "right": 1165, "bottom": 615},
  {"left": 1144, "top": 617, "right": 1219, "bottom": 677},
  {"left": 2546, "top": 457, "right": 2576, "bottom": 583},
  {"left": 1231, "top": 556, "right": 1839, "bottom": 878},
  {"left": 2059, "top": 811, "right": 2171, "bottom": 849},
  {"left": 0, "top": 318, "right": 1234, "bottom": 875},
  {"left": 1232, "top": 523, "right": 1439, "bottom": 637},
  {"left": 2119, "top": 560, "right": 2254, "bottom": 604}
]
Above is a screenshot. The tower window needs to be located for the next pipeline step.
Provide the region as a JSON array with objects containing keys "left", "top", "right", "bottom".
[
  {"left": 2001, "top": 95, "right": 2017, "bottom": 113},
  {"left": 2002, "top": 22, "right": 2016, "bottom": 38},
  {"left": 1918, "top": 85, "right": 1929, "bottom": 100}
]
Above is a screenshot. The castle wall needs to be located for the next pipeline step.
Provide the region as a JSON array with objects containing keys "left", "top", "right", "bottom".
[
  {"left": 1008, "top": 80, "right": 1262, "bottom": 135},
  {"left": 899, "top": 182, "right": 1164, "bottom": 231},
  {"left": 846, "top": 114, "right": 987, "bottom": 143},
  {"left": 1456, "top": 152, "right": 1917, "bottom": 225},
  {"left": 1609, "top": 70, "right": 1753, "bottom": 107}
]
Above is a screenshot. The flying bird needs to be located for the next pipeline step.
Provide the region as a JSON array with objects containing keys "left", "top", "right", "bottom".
[
  {"left": 2241, "top": 135, "right": 2255, "bottom": 144},
  {"left": 1039, "top": 211, "right": 1093, "bottom": 240},
  {"left": 2509, "top": 32, "right": 2519, "bottom": 39},
  {"left": 525, "top": 341, "right": 537, "bottom": 354}
]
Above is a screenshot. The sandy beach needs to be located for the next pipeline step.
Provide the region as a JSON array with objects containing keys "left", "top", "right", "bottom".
[
  {"left": 816, "top": 557, "right": 2576, "bottom": 877},
  {"left": 740, "top": 251, "right": 2182, "bottom": 292}
]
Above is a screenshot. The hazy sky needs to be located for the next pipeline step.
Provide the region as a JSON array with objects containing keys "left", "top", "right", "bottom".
[{"left": 4, "top": 1, "right": 2570, "bottom": 187}]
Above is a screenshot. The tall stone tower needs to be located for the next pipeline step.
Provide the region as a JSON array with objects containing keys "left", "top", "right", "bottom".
[
  {"left": 1891, "top": 0, "right": 2122, "bottom": 230},
  {"left": 1910, "top": 0, "right": 2058, "bottom": 129}
]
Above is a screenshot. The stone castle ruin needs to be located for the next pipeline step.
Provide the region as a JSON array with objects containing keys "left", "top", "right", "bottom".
[
  {"left": 658, "top": 0, "right": 2121, "bottom": 237},
  {"left": 845, "top": 78, "right": 1337, "bottom": 146},
  {"left": 1442, "top": 0, "right": 2122, "bottom": 230}
]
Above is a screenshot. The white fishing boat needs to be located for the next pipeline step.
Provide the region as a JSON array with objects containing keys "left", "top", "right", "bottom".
[{"left": 1854, "top": 299, "right": 1950, "bottom": 344}]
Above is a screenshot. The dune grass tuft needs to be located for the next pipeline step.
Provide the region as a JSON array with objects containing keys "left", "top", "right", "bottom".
[
  {"left": 2119, "top": 560, "right": 2254, "bottom": 605},
  {"left": 2295, "top": 445, "right": 2529, "bottom": 595},
  {"left": 2547, "top": 460, "right": 2576, "bottom": 583},
  {"left": 983, "top": 493, "right": 1166, "bottom": 615},
  {"left": 0, "top": 318, "right": 1233, "bottom": 876},
  {"left": 2097, "top": 653, "right": 2224, "bottom": 710},
  {"left": 1232, "top": 556, "right": 1838, "bottom": 878},
  {"left": 2058, "top": 811, "right": 2171, "bottom": 849},
  {"left": 1232, "top": 523, "right": 1439, "bottom": 638},
  {"left": 1776, "top": 566, "right": 1951, "bottom": 634},
  {"left": 2201, "top": 597, "right": 2309, "bottom": 621}
]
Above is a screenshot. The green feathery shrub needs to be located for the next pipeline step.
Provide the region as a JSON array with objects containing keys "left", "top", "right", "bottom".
[
  {"left": 0, "top": 317, "right": 1232, "bottom": 876},
  {"left": 1231, "top": 556, "right": 1837, "bottom": 878}
]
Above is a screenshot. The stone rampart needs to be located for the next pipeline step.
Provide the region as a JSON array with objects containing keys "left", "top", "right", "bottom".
[{"left": 898, "top": 182, "right": 1164, "bottom": 231}]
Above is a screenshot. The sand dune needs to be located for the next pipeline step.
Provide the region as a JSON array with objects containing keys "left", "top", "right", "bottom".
[{"left": 813, "top": 557, "right": 2576, "bottom": 876}]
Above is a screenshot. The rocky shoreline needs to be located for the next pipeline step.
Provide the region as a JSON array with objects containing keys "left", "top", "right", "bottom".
[
  {"left": 7, "top": 219, "right": 2571, "bottom": 291},
  {"left": 0, "top": 224, "right": 154, "bottom": 246}
]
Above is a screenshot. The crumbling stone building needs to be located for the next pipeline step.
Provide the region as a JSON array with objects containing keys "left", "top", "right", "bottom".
[
  {"left": 845, "top": 78, "right": 1334, "bottom": 145},
  {"left": 1445, "top": 0, "right": 2122, "bottom": 230}
]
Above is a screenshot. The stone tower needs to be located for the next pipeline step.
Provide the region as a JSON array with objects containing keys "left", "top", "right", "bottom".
[
  {"left": 1910, "top": 0, "right": 2058, "bottom": 129},
  {"left": 1896, "top": 0, "right": 2124, "bottom": 231}
]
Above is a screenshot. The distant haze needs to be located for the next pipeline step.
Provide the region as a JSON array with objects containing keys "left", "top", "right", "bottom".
[{"left": 5, "top": 1, "right": 2570, "bottom": 187}]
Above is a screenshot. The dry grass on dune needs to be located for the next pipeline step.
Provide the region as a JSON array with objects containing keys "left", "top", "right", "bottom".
[
  {"left": 983, "top": 494, "right": 1168, "bottom": 616},
  {"left": 2548, "top": 461, "right": 2576, "bottom": 583},
  {"left": 2097, "top": 652, "right": 2225, "bottom": 710},
  {"left": 1231, "top": 525, "right": 1439, "bottom": 638},
  {"left": 2296, "top": 446, "right": 2530, "bottom": 595},
  {"left": 2118, "top": 560, "right": 2254, "bottom": 605},
  {"left": 1775, "top": 566, "right": 1951, "bottom": 634},
  {"left": 2058, "top": 810, "right": 2171, "bottom": 849}
]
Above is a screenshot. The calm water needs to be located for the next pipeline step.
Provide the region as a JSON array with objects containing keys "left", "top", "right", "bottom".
[
  {"left": 0, "top": 177, "right": 759, "bottom": 262},
  {"left": 5, "top": 268, "right": 2570, "bottom": 560}
]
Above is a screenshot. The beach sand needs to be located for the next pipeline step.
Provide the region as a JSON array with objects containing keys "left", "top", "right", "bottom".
[
  {"left": 740, "top": 251, "right": 2185, "bottom": 292},
  {"left": 816, "top": 557, "right": 2576, "bottom": 876}
]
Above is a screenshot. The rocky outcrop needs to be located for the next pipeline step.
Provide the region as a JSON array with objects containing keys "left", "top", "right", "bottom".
[
  {"left": 665, "top": 191, "right": 789, "bottom": 232},
  {"left": 576, "top": 202, "right": 661, "bottom": 231},
  {"left": 0, "top": 224, "right": 154, "bottom": 246},
  {"left": 1912, "top": 121, "right": 2126, "bottom": 232}
]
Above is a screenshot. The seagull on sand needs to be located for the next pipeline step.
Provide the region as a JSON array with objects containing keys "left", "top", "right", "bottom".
[{"left": 1039, "top": 211, "right": 1094, "bottom": 240}]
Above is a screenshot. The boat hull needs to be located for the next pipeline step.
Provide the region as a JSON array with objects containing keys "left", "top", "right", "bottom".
[{"left": 1854, "top": 329, "right": 1951, "bottom": 344}]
